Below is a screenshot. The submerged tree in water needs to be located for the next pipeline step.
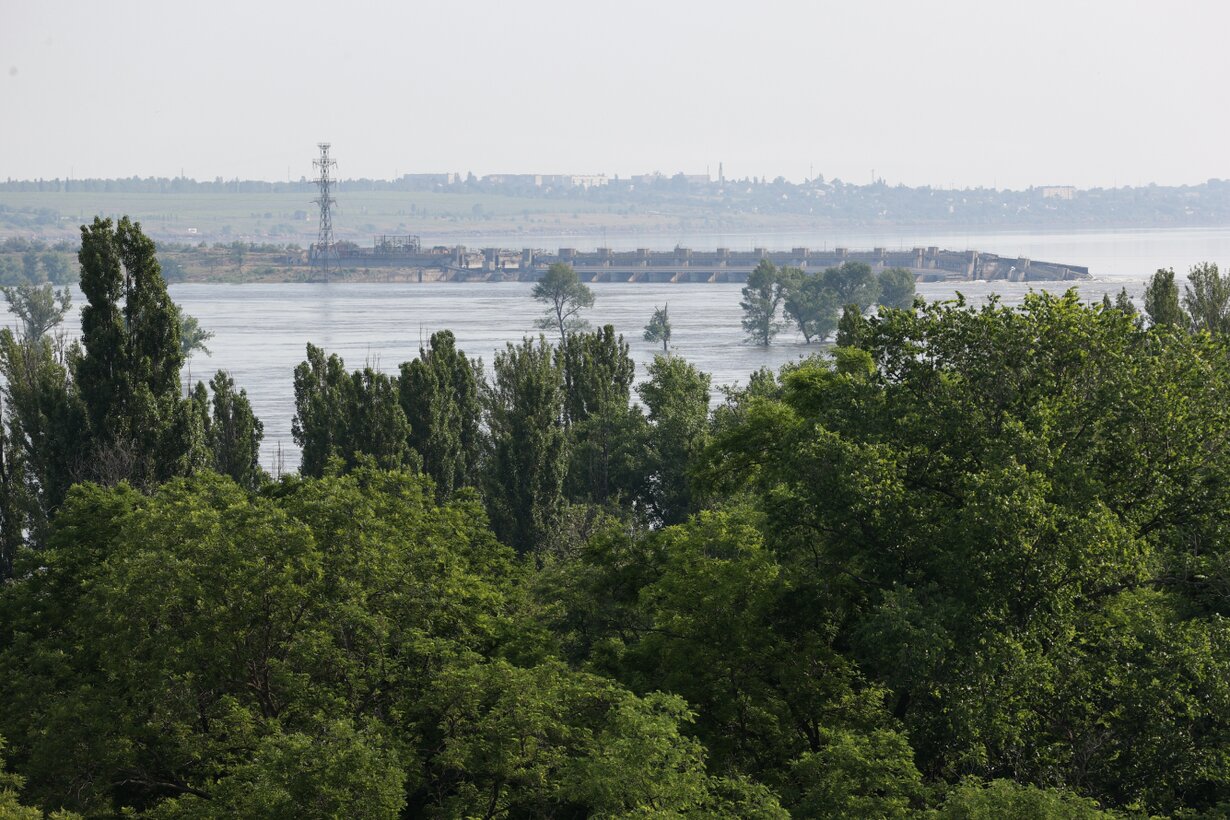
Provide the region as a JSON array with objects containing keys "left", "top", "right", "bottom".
[
  {"left": 532, "top": 262, "right": 594, "bottom": 341},
  {"left": 643, "top": 303, "right": 672, "bottom": 352},
  {"left": 740, "top": 260, "right": 784, "bottom": 347}
]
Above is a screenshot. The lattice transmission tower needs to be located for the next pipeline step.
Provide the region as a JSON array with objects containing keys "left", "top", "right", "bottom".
[{"left": 311, "top": 143, "right": 337, "bottom": 277}]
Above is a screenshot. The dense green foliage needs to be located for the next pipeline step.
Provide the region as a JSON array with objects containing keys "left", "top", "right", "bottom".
[
  {"left": 0, "top": 218, "right": 263, "bottom": 555},
  {"left": 0, "top": 241, "right": 76, "bottom": 287},
  {"left": 485, "top": 335, "right": 570, "bottom": 552},
  {"left": 559, "top": 325, "right": 646, "bottom": 508},
  {"left": 1183, "top": 261, "right": 1230, "bottom": 334},
  {"left": 291, "top": 343, "right": 416, "bottom": 476},
  {"left": 399, "top": 329, "right": 485, "bottom": 499},
  {"left": 1144, "top": 267, "right": 1188, "bottom": 328},
  {"left": 197, "top": 371, "right": 264, "bottom": 491},
  {"left": 75, "top": 216, "right": 187, "bottom": 487},
  {"left": 5, "top": 218, "right": 1230, "bottom": 816}
]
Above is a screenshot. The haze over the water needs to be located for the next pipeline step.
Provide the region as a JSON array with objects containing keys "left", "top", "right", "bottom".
[{"left": 2, "top": 0, "right": 1228, "bottom": 189}]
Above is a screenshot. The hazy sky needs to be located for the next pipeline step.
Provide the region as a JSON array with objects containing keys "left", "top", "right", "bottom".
[{"left": 3, "top": 0, "right": 1227, "bottom": 188}]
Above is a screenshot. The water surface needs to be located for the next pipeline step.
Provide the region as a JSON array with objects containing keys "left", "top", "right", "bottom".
[{"left": 33, "top": 227, "right": 1230, "bottom": 470}]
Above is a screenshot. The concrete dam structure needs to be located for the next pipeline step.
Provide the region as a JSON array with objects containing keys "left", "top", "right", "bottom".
[{"left": 320, "top": 237, "right": 1091, "bottom": 283}]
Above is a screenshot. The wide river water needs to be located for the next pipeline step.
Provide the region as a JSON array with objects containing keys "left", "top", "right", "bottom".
[{"left": 57, "top": 227, "right": 1230, "bottom": 469}]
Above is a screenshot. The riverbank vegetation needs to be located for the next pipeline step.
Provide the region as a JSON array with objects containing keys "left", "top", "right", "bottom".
[{"left": 2, "top": 219, "right": 1230, "bottom": 817}]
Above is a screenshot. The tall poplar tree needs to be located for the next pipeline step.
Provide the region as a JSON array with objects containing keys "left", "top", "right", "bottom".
[
  {"left": 399, "top": 330, "right": 484, "bottom": 499},
  {"left": 1144, "top": 268, "right": 1189, "bottom": 328},
  {"left": 558, "top": 325, "right": 645, "bottom": 505},
  {"left": 0, "top": 395, "right": 23, "bottom": 580},
  {"left": 485, "top": 336, "right": 569, "bottom": 552},
  {"left": 638, "top": 354, "right": 710, "bottom": 525},
  {"left": 74, "top": 216, "right": 185, "bottom": 488},
  {"left": 0, "top": 329, "right": 82, "bottom": 534},
  {"left": 205, "top": 370, "right": 265, "bottom": 491},
  {"left": 292, "top": 344, "right": 413, "bottom": 477}
]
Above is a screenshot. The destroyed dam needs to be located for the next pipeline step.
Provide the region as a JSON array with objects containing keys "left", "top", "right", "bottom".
[{"left": 314, "top": 237, "right": 1091, "bottom": 283}]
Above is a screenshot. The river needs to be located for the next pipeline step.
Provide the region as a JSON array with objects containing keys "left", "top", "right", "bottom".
[{"left": 65, "top": 227, "right": 1230, "bottom": 470}]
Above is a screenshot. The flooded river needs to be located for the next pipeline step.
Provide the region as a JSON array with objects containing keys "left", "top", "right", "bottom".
[{"left": 50, "top": 227, "right": 1230, "bottom": 469}]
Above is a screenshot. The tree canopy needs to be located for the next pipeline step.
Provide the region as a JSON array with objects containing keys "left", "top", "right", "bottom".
[{"left": 4, "top": 220, "right": 1230, "bottom": 818}]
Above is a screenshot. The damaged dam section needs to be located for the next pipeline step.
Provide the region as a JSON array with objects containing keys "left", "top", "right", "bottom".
[{"left": 315, "top": 237, "right": 1091, "bottom": 283}]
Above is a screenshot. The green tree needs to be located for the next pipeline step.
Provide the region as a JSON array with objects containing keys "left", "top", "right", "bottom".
[
  {"left": 74, "top": 216, "right": 186, "bottom": 488},
  {"left": 20, "top": 251, "right": 40, "bottom": 284},
  {"left": 558, "top": 325, "right": 645, "bottom": 505},
  {"left": 1143, "top": 267, "right": 1188, "bottom": 328},
  {"left": 638, "top": 353, "right": 710, "bottom": 525},
  {"left": 0, "top": 398, "right": 22, "bottom": 581},
  {"left": 174, "top": 304, "right": 214, "bottom": 366},
  {"left": 1, "top": 283, "right": 71, "bottom": 340},
  {"left": 701, "top": 291, "right": 1230, "bottom": 812},
  {"left": 0, "top": 735, "right": 82, "bottom": 819},
  {"left": 0, "top": 283, "right": 81, "bottom": 551},
  {"left": 292, "top": 344, "right": 414, "bottom": 476},
  {"left": 0, "top": 329, "right": 82, "bottom": 536},
  {"left": 835, "top": 303, "right": 870, "bottom": 348},
  {"left": 559, "top": 324, "right": 635, "bottom": 427},
  {"left": 229, "top": 240, "right": 247, "bottom": 275},
  {"left": 877, "top": 267, "right": 916, "bottom": 309},
  {"left": 823, "top": 260, "right": 881, "bottom": 310},
  {"left": 0, "top": 468, "right": 516, "bottom": 816},
  {"left": 532, "top": 262, "right": 594, "bottom": 340},
  {"left": 564, "top": 506, "right": 914, "bottom": 806},
  {"left": 146, "top": 720, "right": 407, "bottom": 819},
  {"left": 398, "top": 329, "right": 485, "bottom": 499},
  {"left": 1183, "top": 261, "right": 1230, "bottom": 334},
  {"left": 787, "top": 728, "right": 924, "bottom": 819},
  {"left": 485, "top": 336, "right": 569, "bottom": 551},
  {"left": 39, "top": 252, "right": 71, "bottom": 285},
  {"left": 782, "top": 270, "right": 840, "bottom": 343},
  {"left": 423, "top": 659, "right": 783, "bottom": 818},
  {"left": 741, "top": 259, "right": 785, "bottom": 346},
  {"left": 204, "top": 370, "right": 265, "bottom": 491},
  {"left": 644, "top": 303, "right": 672, "bottom": 353},
  {"left": 292, "top": 343, "right": 351, "bottom": 476}
]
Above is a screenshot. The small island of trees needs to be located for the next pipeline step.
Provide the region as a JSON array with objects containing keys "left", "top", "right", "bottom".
[{"left": 741, "top": 259, "right": 917, "bottom": 346}]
